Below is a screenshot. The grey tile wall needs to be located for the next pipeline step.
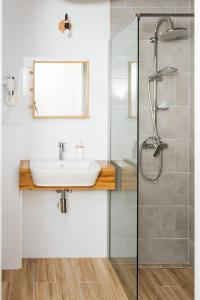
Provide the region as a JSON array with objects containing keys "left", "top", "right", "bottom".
[
  {"left": 110, "top": 0, "right": 194, "bottom": 265},
  {"left": 189, "top": 0, "right": 194, "bottom": 267},
  {"left": 139, "top": 238, "right": 188, "bottom": 264}
]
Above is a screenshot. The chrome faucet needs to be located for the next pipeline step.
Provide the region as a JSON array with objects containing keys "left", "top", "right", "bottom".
[{"left": 59, "top": 142, "right": 66, "bottom": 160}]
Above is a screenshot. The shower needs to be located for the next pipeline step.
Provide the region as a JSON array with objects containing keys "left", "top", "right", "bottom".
[
  {"left": 140, "top": 17, "right": 188, "bottom": 181},
  {"left": 149, "top": 67, "right": 177, "bottom": 81}
]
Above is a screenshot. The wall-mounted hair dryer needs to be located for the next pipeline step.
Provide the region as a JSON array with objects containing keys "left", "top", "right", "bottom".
[{"left": 3, "top": 76, "right": 17, "bottom": 106}]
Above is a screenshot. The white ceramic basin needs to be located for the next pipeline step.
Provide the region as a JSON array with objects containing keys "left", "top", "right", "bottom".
[{"left": 30, "top": 159, "right": 101, "bottom": 187}]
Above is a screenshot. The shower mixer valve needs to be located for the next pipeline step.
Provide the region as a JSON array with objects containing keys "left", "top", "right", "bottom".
[
  {"left": 153, "top": 141, "right": 168, "bottom": 157},
  {"left": 149, "top": 37, "right": 155, "bottom": 43}
]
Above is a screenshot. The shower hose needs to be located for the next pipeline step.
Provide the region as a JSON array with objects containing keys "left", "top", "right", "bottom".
[
  {"left": 140, "top": 139, "right": 163, "bottom": 181},
  {"left": 139, "top": 80, "right": 163, "bottom": 181}
]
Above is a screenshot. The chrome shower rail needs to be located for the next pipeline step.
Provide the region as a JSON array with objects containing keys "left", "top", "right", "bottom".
[
  {"left": 139, "top": 15, "right": 189, "bottom": 181},
  {"left": 136, "top": 13, "right": 194, "bottom": 17}
]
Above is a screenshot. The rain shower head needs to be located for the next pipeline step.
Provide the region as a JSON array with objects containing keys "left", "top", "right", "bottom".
[
  {"left": 159, "top": 27, "right": 188, "bottom": 41},
  {"left": 149, "top": 67, "right": 178, "bottom": 81},
  {"left": 155, "top": 17, "right": 188, "bottom": 41}
]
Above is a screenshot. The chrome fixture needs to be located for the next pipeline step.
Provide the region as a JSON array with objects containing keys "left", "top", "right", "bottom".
[
  {"left": 57, "top": 190, "right": 72, "bottom": 214},
  {"left": 155, "top": 17, "right": 188, "bottom": 41},
  {"left": 149, "top": 67, "right": 177, "bottom": 81},
  {"left": 150, "top": 17, "right": 188, "bottom": 57},
  {"left": 59, "top": 142, "right": 67, "bottom": 160},
  {"left": 140, "top": 17, "right": 188, "bottom": 181}
]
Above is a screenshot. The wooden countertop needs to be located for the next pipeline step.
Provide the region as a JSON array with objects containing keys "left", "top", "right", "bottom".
[
  {"left": 112, "top": 160, "right": 137, "bottom": 191},
  {"left": 19, "top": 160, "right": 116, "bottom": 191}
]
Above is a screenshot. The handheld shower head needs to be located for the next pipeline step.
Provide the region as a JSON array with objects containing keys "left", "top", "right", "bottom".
[
  {"left": 149, "top": 66, "right": 178, "bottom": 81},
  {"left": 157, "top": 67, "right": 178, "bottom": 74}
]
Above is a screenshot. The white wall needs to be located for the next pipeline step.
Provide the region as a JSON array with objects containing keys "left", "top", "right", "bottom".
[
  {"left": 3, "top": 0, "right": 109, "bottom": 267},
  {"left": 2, "top": 126, "right": 22, "bottom": 268}
]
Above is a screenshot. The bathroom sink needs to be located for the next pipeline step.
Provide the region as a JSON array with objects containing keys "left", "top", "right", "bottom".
[{"left": 30, "top": 159, "right": 101, "bottom": 187}]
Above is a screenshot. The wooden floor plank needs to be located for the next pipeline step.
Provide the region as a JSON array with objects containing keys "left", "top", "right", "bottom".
[
  {"left": 34, "top": 259, "right": 56, "bottom": 283},
  {"left": 156, "top": 286, "right": 192, "bottom": 300},
  {"left": 113, "top": 264, "right": 137, "bottom": 299},
  {"left": 34, "top": 283, "right": 58, "bottom": 300},
  {"left": 8, "top": 259, "right": 33, "bottom": 300},
  {"left": 113, "top": 264, "right": 129, "bottom": 287},
  {"left": 122, "top": 285, "right": 137, "bottom": 300},
  {"left": 56, "top": 283, "right": 82, "bottom": 300},
  {"left": 121, "top": 264, "right": 137, "bottom": 287},
  {"left": 93, "top": 258, "right": 128, "bottom": 300},
  {"left": 80, "top": 283, "right": 107, "bottom": 300},
  {"left": 2, "top": 281, "right": 11, "bottom": 300},
  {"left": 165, "top": 268, "right": 194, "bottom": 299},
  {"left": 2, "top": 270, "right": 12, "bottom": 300},
  {"left": 54, "top": 259, "right": 82, "bottom": 299},
  {"left": 138, "top": 269, "right": 162, "bottom": 300},
  {"left": 2, "top": 270, "right": 12, "bottom": 282},
  {"left": 144, "top": 269, "right": 177, "bottom": 287},
  {"left": 77, "top": 258, "right": 100, "bottom": 283},
  {"left": 138, "top": 267, "right": 194, "bottom": 300}
]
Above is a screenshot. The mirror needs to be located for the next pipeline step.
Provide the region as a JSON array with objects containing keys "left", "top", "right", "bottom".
[{"left": 33, "top": 61, "right": 89, "bottom": 118}]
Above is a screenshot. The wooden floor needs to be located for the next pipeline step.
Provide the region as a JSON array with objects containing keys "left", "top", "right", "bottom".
[
  {"left": 2, "top": 259, "right": 194, "bottom": 300},
  {"left": 2, "top": 258, "right": 128, "bottom": 300},
  {"left": 138, "top": 265, "right": 194, "bottom": 300},
  {"left": 112, "top": 262, "right": 137, "bottom": 299}
]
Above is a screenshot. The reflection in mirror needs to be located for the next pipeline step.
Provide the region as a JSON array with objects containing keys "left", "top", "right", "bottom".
[
  {"left": 128, "top": 61, "right": 137, "bottom": 118},
  {"left": 33, "top": 61, "right": 89, "bottom": 118}
]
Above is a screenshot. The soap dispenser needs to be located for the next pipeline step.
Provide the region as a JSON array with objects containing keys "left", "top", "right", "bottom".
[{"left": 75, "top": 141, "right": 85, "bottom": 160}]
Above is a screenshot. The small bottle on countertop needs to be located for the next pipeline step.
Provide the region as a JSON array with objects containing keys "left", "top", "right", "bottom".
[{"left": 75, "top": 141, "right": 85, "bottom": 160}]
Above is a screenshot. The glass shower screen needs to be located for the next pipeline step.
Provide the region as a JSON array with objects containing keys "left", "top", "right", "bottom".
[{"left": 109, "top": 18, "right": 138, "bottom": 299}]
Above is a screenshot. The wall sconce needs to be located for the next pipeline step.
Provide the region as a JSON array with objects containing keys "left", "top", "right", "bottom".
[
  {"left": 58, "top": 13, "right": 72, "bottom": 35},
  {"left": 3, "top": 76, "right": 17, "bottom": 106}
]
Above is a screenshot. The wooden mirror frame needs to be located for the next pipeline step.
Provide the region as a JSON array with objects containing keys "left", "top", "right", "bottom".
[{"left": 32, "top": 61, "right": 90, "bottom": 119}]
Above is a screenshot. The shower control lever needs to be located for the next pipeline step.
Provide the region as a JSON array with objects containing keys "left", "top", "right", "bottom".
[
  {"left": 153, "top": 142, "right": 168, "bottom": 157},
  {"left": 149, "top": 37, "right": 155, "bottom": 43}
]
